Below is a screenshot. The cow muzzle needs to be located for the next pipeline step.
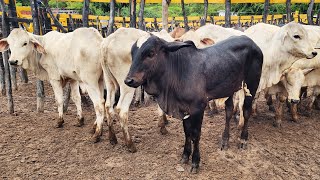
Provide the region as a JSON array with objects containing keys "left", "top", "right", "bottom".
[
  {"left": 306, "top": 51, "right": 317, "bottom": 59},
  {"left": 124, "top": 77, "right": 140, "bottom": 88},
  {"left": 9, "top": 60, "right": 19, "bottom": 66},
  {"left": 290, "top": 99, "right": 300, "bottom": 104}
]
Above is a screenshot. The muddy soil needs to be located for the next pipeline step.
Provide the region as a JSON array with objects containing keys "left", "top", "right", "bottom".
[{"left": 0, "top": 75, "right": 319, "bottom": 180}]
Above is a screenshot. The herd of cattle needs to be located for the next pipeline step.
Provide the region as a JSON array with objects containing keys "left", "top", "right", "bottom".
[{"left": 0, "top": 21, "right": 319, "bottom": 173}]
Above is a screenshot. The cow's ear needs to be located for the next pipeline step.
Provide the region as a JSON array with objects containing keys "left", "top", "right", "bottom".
[
  {"left": 281, "top": 31, "right": 288, "bottom": 45},
  {"left": 164, "top": 41, "right": 193, "bottom": 52},
  {"left": 200, "top": 38, "right": 215, "bottom": 46},
  {"left": 30, "top": 38, "right": 46, "bottom": 54},
  {"left": 0, "top": 38, "right": 9, "bottom": 52}
]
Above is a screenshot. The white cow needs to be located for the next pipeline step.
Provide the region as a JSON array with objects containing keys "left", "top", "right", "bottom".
[
  {"left": 101, "top": 28, "right": 177, "bottom": 152},
  {"left": 0, "top": 28, "right": 105, "bottom": 142}
]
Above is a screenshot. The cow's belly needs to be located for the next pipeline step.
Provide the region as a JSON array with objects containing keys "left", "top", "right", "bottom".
[{"left": 207, "top": 80, "right": 242, "bottom": 100}]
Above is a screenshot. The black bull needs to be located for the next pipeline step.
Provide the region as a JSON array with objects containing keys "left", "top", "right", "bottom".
[{"left": 125, "top": 35, "right": 263, "bottom": 173}]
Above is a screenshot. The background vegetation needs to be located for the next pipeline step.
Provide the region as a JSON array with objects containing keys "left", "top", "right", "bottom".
[{"left": 15, "top": 0, "right": 320, "bottom": 17}]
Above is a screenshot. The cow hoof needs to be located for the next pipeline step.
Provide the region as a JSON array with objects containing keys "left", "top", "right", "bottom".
[
  {"left": 109, "top": 133, "right": 118, "bottom": 145},
  {"left": 56, "top": 119, "right": 64, "bottom": 128},
  {"left": 268, "top": 105, "right": 275, "bottom": 112},
  {"left": 92, "top": 133, "right": 101, "bottom": 143},
  {"left": 160, "top": 127, "right": 168, "bottom": 135},
  {"left": 127, "top": 143, "right": 137, "bottom": 153},
  {"left": 90, "top": 124, "right": 97, "bottom": 134},
  {"left": 190, "top": 164, "right": 199, "bottom": 174},
  {"left": 220, "top": 139, "right": 229, "bottom": 150},
  {"left": 238, "top": 139, "right": 248, "bottom": 150},
  {"left": 273, "top": 120, "right": 282, "bottom": 128},
  {"left": 181, "top": 155, "right": 189, "bottom": 164},
  {"left": 75, "top": 117, "right": 85, "bottom": 127}
]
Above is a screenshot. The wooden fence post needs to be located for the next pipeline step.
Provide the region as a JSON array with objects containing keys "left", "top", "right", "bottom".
[
  {"left": 107, "top": 0, "right": 115, "bottom": 35},
  {"left": 30, "top": 0, "right": 45, "bottom": 113},
  {"left": 286, "top": 0, "right": 292, "bottom": 22},
  {"left": 82, "top": 0, "right": 90, "bottom": 27},
  {"left": 181, "top": 0, "right": 189, "bottom": 31},
  {"left": 0, "top": 0, "right": 14, "bottom": 113},
  {"left": 162, "top": 0, "right": 169, "bottom": 31},
  {"left": 0, "top": 52, "right": 5, "bottom": 96},
  {"left": 210, "top": 16, "right": 214, "bottom": 24},
  {"left": 307, "top": 0, "right": 315, "bottom": 25},
  {"left": 225, "top": 0, "right": 231, "bottom": 28},
  {"left": 201, "top": 0, "right": 208, "bottom": 26},
  {"left": 129, "top": 0, "right": 136, "bottom": 28},
  {"left": 154, "top": 17, "right": 159, "bottom": 31},
  {"left": 262, "top": 0, "right": 270, "bottom": 23},
  {"left": 138, "top": 0, "right": 145, "bottom": 30}
]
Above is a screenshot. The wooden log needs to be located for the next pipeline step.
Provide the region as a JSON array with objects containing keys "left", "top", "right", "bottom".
[
  {"left": 262, "top": 0, "right": 270, "bottom": 23},
  {"left": 6, "top": 17, "right": 33, "bottom": 23},
  {"left": 307, "top": 0, "right": 315, "bottom": 25},
  {"left": 225, "top": 0, "right": 231, "bottom": 28},
  {"left": 162, "top": 0, "right": 169, "bottom": 31},
  {"left": 107, "top": 0, "right": 115, "bottom": 36},
  {"left": 138, "top": 0, "right": 145, "bottom": 30},
  {"left": 82, "top": 0, "right": 90, "bottom": 27},
  {"left": 250, "top": 15, "right": 254, "bottom": 26},
  {"left": 18, "top": 67, "right": 28, "bottom": 83},
  {"left": 30, "top": 0, "right": 45, "bottom": 113},
  {"left": 56, "top": 14, "right": 61, "bottom": 32},
  {"left": 181, "top": 0, "right": 189, "bottom": 31},
  {"left": 238, "top": 15, "right": 241, "bottom": 26},
  {"left": 10, "top": 65, "right": 17, "bottom": 90},
  {"left": 271, "top": 14, "right": 274, "bottom": 24},
  {"left": 286, "top": 0, "right": 292, "bottom": 22},
  {"left": 0, "top": 0, "right": 14, "bottom": 113},
  {"left": 63, "top": 82, "right": 71, "bottom": 113}
]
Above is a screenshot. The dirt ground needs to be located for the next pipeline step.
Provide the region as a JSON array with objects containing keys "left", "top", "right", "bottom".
[{"left": 0, "top": 75, "right": 320, "bottom": 180}]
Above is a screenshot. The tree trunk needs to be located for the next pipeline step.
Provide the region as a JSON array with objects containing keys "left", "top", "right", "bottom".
[
  {"left": 262, "top": 0, "right": 270, "bottom": 23},
  {"left": 162, "top": 0, "right": 169, "bottom": 31},
  {"left": 138, "top": 0, "right": 145, "bottom": 30},
  {"left": 82, "top": 0, "right": 90, "bottom": 27},
  {"left": 30, "top": 0, "right": 45, "bottom": 113},
  {"left": 286, "top": 0, "right": 292, "bottom": 22},
  {"left": 129, "top": 0, "right": 136, "bottom": 28},
  {"left": 153, "top": 17, "right": 159, "bottom": 31},
  {"left": 181, "top": 0, "right": 189, "bottom": 31},
  {"left": 307, "top": 0, "right": 315, "bottom": 25},
  {"left": 0, "top": 0, "right": 14, "bottom": 113},
  {"left": 107, "top": 0, "right": 115, "bottom": 35},
  {"left": 225, "top": 0, "right": 231, "bottom": 28}
]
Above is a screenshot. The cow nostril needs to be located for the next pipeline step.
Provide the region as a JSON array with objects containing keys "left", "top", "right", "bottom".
[
  {"left": 290, "top": 99, "right": 300, "bottom": 104},
  {"left": 9, "top": 60, "right": 18, "bottom": 65},
  {"left": 312, "top": 51, "right": 317, "bottom": 56},
  {"left": 124, "top": 77, "right": 134, "bottom": 85}
]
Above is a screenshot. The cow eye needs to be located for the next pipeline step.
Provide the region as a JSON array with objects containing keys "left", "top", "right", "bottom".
[
  {"left": 293, "top": 35, "right": 301, "bottom": 39},
  {"left": 23, "top": 42, "right": 27, "bottom": 46}
]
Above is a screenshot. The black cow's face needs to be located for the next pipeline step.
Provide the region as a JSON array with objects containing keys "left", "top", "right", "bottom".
[{"left": 125, "top": 35, "right": 193, "bottom": 88}]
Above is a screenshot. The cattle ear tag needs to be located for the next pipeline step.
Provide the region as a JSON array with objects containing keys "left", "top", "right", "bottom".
[{"left": 0, "top": 38, "right": 9, "bottom": 52}]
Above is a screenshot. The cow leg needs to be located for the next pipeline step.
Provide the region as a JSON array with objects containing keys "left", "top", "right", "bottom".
[
  {"left": 50, "top": 80, "right": 64, "bottom": 128},
  {"left": 291, "top": 103, "right": 299, "bottom": 122},
  {"left": 206, "top": 100, "right": 218, "bottom": 117},
  {"left": 273, "top": 94, "right": 285, "bottom": 127},
  {"left": 69, "top": 80, "right": 84, "bottom": 127},
  {"left": 221, "top": 96, "right": 234, "bottom": 150},
  {"left": 85, "top": 82, "right": 105, "bottom": 143},
  {"left": 116, "top": 90, "right": 137, "bottom": 153},
  {"left": 181, "top": 117, "right": 192, "bottom": 164},
  {"left": 266, "top": 94, "right": 275, "bottom": 112},
  {"left": 239, "top": 95, "right": 254, "bottom": 149},
  {"left": 190, "top": 111, "right": 203, "bottom": 174},
  {"left": 157, "top": 104, "right": 168, "bottom": 135}
]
